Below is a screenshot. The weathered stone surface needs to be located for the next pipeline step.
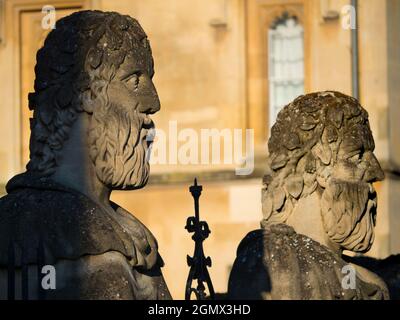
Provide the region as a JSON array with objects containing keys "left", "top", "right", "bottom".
[
  {"left": 0, "top": 10, "right": 170, "bottom": 299},
  {"left": 228, "top": 224, "right": 388, "bottom": 300},
  {"left": 228, "top": 91, "right": 390, "bottom": 300}
]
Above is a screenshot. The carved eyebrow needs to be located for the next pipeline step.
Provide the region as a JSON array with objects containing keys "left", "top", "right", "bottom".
[
  {"left": 346, "top": 145, "right": 366, "bottom": 159},
  {"left": 121, "top": 70, "right": 141, "bottom": 81},
  {"left": 347, "top": 150, "right": 362, "bottom": 159},
  {"left": 339, "top": 142, "right": 361, "bottom": 158}
]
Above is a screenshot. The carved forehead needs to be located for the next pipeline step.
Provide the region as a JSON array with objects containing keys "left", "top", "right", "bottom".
[
  {"left": 340, "top": 122, "right": 375, "bottom": 157},
  {"left": 119, "top": 50, "right": 154, "bottom": 78}
]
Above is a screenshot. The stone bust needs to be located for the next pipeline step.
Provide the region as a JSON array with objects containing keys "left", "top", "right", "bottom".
[
  {"left": 228, "top": 91, "right": 390, "bottom": 300},
  {"left": 0, "top": 10, "right": 171, "bottom": 300}
]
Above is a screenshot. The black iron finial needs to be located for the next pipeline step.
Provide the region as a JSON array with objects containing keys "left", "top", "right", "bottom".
[{"left": 185, "top": 178, "right": 215, "bottom": 300}]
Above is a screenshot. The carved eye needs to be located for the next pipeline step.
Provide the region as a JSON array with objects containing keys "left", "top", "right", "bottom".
[
  {"left": 125, "top": 72, "right": 140, "bottom": 90},
  {"left": 348, "top": 152, "right": 362, "bottom": 163}
]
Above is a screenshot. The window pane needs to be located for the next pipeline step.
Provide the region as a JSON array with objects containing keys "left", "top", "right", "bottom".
[{"left": 268, "top": 16, "right": 304, "bottom": 129}]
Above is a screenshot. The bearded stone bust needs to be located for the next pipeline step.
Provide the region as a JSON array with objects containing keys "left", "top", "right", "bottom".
[
  {"left": 228, "top": 91, "right": 390, "bottom": 300},
  {"left": 0, "top": 11, "right": 171, "bottom": 300}
]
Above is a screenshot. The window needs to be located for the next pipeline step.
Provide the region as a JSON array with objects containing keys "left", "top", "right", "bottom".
[{"left": 268, "top": 12, "right": 304, "bottom": 128}]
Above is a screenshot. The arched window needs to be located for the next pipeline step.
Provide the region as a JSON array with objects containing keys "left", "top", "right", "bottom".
[{"left": 268, "top": 12, "right": 304, "bottom": 128}]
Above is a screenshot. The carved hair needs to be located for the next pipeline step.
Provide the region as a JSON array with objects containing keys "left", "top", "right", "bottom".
[
  {"left": 261, "top": 91, "right": 374, "bottom": 226},
  {"left": 27, "top": 10, "right": 153, "bottom": 175}
]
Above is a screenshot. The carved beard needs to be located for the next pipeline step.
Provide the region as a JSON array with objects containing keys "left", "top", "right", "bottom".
[
  {"left": 320, "top": 179, "right": 377, "bottom": 252},
  {"left": 88, "top": 103, "right": 150, "bottom": 190}
]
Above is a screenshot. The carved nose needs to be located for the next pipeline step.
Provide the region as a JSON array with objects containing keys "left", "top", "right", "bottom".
[
  {"left": 138, "top": 81, "right": 160, "bottom": 114},
  {"left": 138, "top": 94, "right": 160, "bottom": 114},
  {"left": 364, "top": 153, "right": 384, "bottom": 182}
]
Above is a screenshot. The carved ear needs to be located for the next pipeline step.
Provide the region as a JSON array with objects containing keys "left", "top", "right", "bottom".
[{"left": 81, "top": 90, "right": 95, "bottom": 114}]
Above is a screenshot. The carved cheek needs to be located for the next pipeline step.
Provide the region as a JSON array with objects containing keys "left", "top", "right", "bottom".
[
  {"left": 109, "top": 80, "right": 138, "bottom": 108},
  {"left": 332, "top": 161, "right": 363, "bottom": 181}
]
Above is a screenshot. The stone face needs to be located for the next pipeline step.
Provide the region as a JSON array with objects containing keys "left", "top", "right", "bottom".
[
  {"left": 228, "top": 91, "right": 390, "bottom": 300},
  {"left": 0, "top": 10, "right": 170, "bottom": 299}
]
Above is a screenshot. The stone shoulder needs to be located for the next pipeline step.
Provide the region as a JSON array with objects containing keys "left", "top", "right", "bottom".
[
  {"left": 229, "top": 224, "right": 388, "bottom": 299},
  {"left": 0, "top": 185, "right": 160, "bottom": 271}
]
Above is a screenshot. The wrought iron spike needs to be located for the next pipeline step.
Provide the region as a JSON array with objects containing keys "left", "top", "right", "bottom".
[{"left": 185, "top": 178, "right": 215, "bottom": 300}]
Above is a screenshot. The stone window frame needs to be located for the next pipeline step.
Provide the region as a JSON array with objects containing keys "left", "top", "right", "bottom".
[{"left": 244, "top": 0, "right": 310, "bottom": 148}]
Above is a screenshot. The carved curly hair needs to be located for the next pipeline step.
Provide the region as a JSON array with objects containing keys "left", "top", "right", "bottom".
[
  {"left": 261, "top": 91, "right": 374, "bottom": 226},
  {"left": 27, "top": 10, "right": 153, "bottom": 175}
]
